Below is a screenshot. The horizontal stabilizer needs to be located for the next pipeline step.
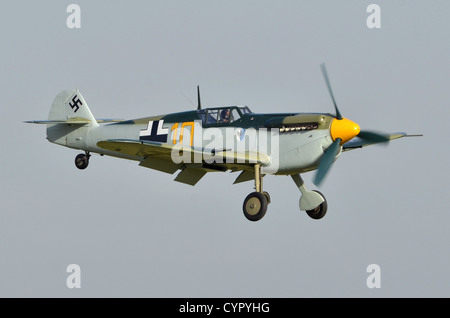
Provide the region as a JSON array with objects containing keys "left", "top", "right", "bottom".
[
  {"left": 25, "top": 118, "right": 124, "bottom": 124},
  {"left": 97, "top": 119, "right": 125, "bottom": 123},
  {"left": 24, "top": 118, "right": 92, "bottom": 125}
]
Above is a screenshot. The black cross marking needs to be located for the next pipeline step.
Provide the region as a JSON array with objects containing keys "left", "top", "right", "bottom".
[{"left": 69, "top": 95, "right": 83, "bottom": 113}]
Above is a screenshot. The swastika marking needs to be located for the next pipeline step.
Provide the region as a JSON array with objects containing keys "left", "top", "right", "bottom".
[{"left": 69, "top": 95, "right": 83, "bottom": 113}]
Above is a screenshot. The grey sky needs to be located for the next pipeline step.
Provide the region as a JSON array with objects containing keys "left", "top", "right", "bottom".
[{"left": 0, "top": 0, "right": 448, "bottom": 297}]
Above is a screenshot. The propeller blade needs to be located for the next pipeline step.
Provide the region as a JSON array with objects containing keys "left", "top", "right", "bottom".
[
  {"left": 358, "top": 130, "right": 390, "bottom": 143},
  {"left": 314, "top": 138, "right": 342, "bottom": 186},
  {"left": 320, "top": 63, "right": 343, "bottom": 120}
]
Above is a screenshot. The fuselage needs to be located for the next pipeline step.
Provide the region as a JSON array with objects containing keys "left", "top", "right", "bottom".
[{"left": 49, "top": 106, "right": 344, "bottom": 175}]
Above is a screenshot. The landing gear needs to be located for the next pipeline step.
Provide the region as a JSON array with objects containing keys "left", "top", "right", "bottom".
[
  {"left": 291, "top": 174, "right": 328, "bottom": 220},
  {"left": 242, "top": 164, "right": 270, "bottom": 222},
  {"left": 305, "top": 191, "right": 328, "bottom": 219},
  {"left": 241, "top": 170, "right": 328, "bottom": 221},
  {"left": 75, "top": 152, "right": 90, "bottom": 170},
  {"left": 243, "top": 192, "right": 268, "bottom": 221}
]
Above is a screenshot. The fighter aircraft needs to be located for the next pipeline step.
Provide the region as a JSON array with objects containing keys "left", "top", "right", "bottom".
[{"left": 26, "top": 64, "right": 420, "bottom": 221}]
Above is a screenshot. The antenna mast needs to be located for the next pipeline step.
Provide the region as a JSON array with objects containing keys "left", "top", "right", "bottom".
[{"left": 197, "top": 85, "right": 201, "bottom": 110}]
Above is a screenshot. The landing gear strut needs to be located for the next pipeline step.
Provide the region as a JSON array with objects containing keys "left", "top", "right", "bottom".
[
  {"left": 291, "top": 174, "right": 328, "bottom": 220},
  {"left": 243, "top": 164, "right": 270, "bottom": 221},
  {"left": 75, "top": 152, "right": 90, "bottom": 170}
]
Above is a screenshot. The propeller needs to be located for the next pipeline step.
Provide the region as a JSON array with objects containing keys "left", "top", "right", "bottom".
[
  {"left": 320, "top": 63, "right": 342, "bottom": 120},
  {"left": 314, "top": 64, "right": 391, "bottom": 186},
  {"left": 314, "top": 138, "right": 342, "bottom": 186},
  {"left": 357, "top": 130, "right": 390, "bottom": 143}
]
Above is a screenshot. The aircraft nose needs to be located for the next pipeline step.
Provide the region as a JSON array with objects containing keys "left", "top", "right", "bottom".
[{"left": 330, "top": 117, "right": 360, "bottom": 144}]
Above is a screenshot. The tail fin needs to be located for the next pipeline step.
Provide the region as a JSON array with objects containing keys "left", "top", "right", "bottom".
[
  {"left": 46, "top": 89, "right": 99, "bottom": 149},
  {"left": 48, "top": 89, "right": 99, "bottom": 126}
]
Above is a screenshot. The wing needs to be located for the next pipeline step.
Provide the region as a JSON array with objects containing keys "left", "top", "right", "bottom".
[
  {"left": 97, "top": 139, "right": 270, "bottom": 185},
  {"left": 343, "top": 133, "right": 422, "bottom": 151}
]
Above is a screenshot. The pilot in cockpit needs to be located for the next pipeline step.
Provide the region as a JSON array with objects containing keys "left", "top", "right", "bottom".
[{"left": 220, "top": 109, "right": 231, "bottom": 123}]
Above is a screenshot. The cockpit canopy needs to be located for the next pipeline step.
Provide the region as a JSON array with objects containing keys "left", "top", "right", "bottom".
[{"left": 197, "top": 106, "right": 252, "bottom": 126}]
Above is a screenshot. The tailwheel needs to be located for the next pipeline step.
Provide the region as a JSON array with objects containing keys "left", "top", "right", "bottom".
[
  {"left": 243, "top": 192, "right": 268, "bottom": 222},
  {"left": 75, "top": 152, "right": 90, "bottom": 170},
  {"left": 305, "top": 191, "right": 328, "bottom": 220}
]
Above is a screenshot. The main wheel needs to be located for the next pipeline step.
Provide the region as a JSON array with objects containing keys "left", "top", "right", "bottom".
[
  {"left": 262, "top": 191, "right": 271, "bottom": 204},
  {"left": 305, "top": 191, "right": 327, "bottom": 220},
  {"left": 243, "top": 192, "right": 268, "bottom": 221},
  {"left": 75, "top": 154, "right": 89, "bottom": 170}
]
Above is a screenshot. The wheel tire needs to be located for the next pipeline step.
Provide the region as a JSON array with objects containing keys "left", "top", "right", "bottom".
[
  {"left": 305, "top": 191, "right": 328, "bottom": 220},
  {"left": 243, "top": 192, "right": 268, "bottom": 222},
  {"left": 75, "top": 154, "right": 89, "bottom": 170},
  {"left": 262, "top": 191, "right": 271, "bottom": 204}
]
